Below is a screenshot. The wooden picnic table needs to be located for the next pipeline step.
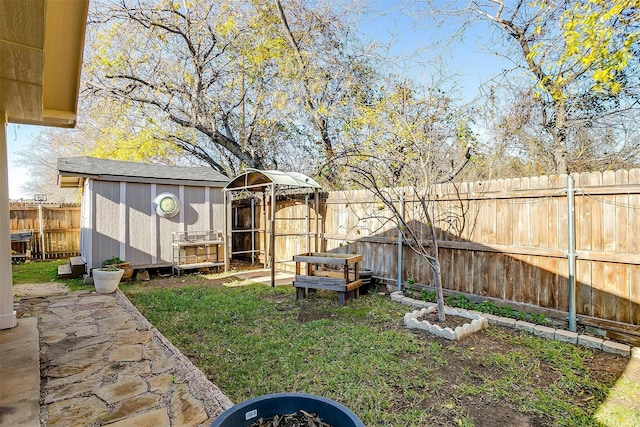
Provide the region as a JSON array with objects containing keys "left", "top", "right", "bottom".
[{"left": 292, "top": 252, "right": 363, "bottom": 306}]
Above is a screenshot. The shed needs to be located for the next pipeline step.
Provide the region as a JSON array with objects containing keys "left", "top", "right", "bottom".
[{"left": 58, "top": 156, "right": 229, "bottom": 272}]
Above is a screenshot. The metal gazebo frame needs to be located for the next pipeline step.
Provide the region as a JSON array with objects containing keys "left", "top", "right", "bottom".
[{"left": 223, "top": 169, "right": 322, "bottom": 287}]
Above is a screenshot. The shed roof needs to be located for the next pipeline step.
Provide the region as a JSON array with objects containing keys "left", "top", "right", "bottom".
[
  {"left": 58, "top": 156, "right": 229, "bottom": 188},
  {"left": 224, "top": 169, "right": 322, "bottom": 191}
]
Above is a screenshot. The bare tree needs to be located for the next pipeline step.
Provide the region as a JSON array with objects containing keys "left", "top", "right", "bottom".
[
  {"left": 272, "top": 0, "right": 377, "bottom": 185},
  {"left": 84, "top": 0, "right": 375, "bottom": 179},
  {"left": 424, "top": 0, "right": 640, "bottom": 175},
  {"left": 342, "top": 80, "right": 475, "bottom": 321},
  {"left": 16, "top": 130, "right": 85, "bottom": 202}
]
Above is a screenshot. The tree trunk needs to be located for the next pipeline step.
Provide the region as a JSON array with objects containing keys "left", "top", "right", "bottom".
[
  {"left": 425, "top": 205, "right": 446, "bottom": 322},
  {"left": 552, "top": 99, "right": 569, "bottom": 175},
  {"left": 431, "top": 235, "right": 445, "bottom": 322}
]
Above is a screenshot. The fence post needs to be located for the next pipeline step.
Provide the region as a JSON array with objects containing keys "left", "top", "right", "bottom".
[
  {"left": 567, "top": 175, "right": 577, "bottom": 332},
  {"left": 397, "top": 189, "right": 404, "bottom": 291},
  {"left": 251, "top": 197, "right": 256, "bottom": 265},
  {"left": 38, "top": 203, "right": 46, "bottom": 260},
  {"left": 270, "top": 183, "right": 276, "bottom": 287},
  {"left": 305, "top": 194, "right": 310, "bottom": 254}
]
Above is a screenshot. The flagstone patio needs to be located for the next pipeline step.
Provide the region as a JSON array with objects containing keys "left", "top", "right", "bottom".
[{"left": 2, "top": 288, "right": 233, "bottom": 426}]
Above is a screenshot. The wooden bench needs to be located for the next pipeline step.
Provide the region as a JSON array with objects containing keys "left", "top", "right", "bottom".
[{"left": 292, "top": 252, "right": 363, "bottom": 306}]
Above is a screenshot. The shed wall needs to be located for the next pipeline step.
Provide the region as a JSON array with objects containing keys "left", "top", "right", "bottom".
[
  {"left": 87, "top": 180, "right": 226, "bottom": 269},
  {"left": 156, "top": 183, "right": 181, "bottom": 264},
  {"left": 92, "top": 181, "right": 121, "bottom": 266},
  {"left": 126, "top": 182, "right": 153, "bottom": 265}
]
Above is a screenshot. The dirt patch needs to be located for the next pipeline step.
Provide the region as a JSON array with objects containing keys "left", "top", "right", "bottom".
[
  {"left": 411, "top": 326, "right": 626, "bottom": 426},
  {"left": 135, "top": 262, "right": 289, "bottom": 290},
  {"left": 13, "top": 282, "right": 69, "bottom": 298},
  {"left": 295, "top": 297, "right": 338, "bottom": 323},
  {"left": 416, "top": 310, "right": 476, "bottom": 331},
  {"left": 463, "top": 400, "right": 547, "bottom": 427}
]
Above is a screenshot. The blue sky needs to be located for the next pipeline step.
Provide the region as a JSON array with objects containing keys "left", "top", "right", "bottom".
[
  {"left": 6, "top": 1, "right": 513, "bottom": 199},
  {"left": 355, "top": 0, "right": 513, "bottom": 97},
  {"left": 6, "top": 124, "right": 35, "bottom": 199}
]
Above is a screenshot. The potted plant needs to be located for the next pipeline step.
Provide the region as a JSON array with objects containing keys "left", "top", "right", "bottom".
[
  {"left": 211, "top": 393, "right": 364, "bottom": 427},
  {"left": 103, "top": 256, "right": 133, "bottom": 281},
  {"left": 92, "top": 264, "right": 124, "bottom": 293}
]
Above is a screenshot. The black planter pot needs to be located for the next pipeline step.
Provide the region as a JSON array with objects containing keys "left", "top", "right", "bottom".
[{"left": 210, "top": 393, "right": 365, "bottom": 427}]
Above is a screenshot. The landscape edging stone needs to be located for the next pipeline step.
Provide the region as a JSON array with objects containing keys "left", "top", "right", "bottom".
[{"left": 390, "top": 291, "right": 633, "bottom": 357}]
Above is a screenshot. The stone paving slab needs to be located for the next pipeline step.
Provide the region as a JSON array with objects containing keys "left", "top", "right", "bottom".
[
  {"left": 0, "top": 317, "right": 40, "bottom": 427},
  {"left": 34, "top": 289, "right": 233, "bottom": 426}
]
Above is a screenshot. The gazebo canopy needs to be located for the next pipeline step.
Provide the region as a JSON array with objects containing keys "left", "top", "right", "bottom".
[
  {"left": 224, "top": 169, "right": 322, "bottom": 192},
  {"left": 223, "top": 169, "right": 322, "bottom": 287}
]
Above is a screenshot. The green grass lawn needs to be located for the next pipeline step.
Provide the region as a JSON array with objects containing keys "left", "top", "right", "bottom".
[
  {"left": 11, "top": 259, "right": 88, "bottom": 290},
  {"left": 10, "top": 262, "right": 634, "bottom": 426},
  {"left": 121, "top": 282, "right": 629, "bottom": 426}
]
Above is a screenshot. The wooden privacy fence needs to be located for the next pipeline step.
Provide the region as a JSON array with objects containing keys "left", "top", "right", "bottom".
[
  {"left": 232, "top": 169, "right": 640, "bottom": 342},
  {"left": 9, "top": 202, "right": 81, "bottom": 260}
]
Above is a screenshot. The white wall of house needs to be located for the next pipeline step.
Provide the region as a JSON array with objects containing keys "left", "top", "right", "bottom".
[{"left": 0, "top": 114, "right": 16, "bottom": 329}]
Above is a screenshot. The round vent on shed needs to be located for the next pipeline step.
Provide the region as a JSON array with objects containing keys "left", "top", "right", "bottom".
[{"left": 154, "top": 192, "right": 180, "bottom": 218}]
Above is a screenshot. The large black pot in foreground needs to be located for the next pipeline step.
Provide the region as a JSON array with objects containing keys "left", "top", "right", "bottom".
[{"left": 210, "top": 393, "right": 365, "bottom": 427}]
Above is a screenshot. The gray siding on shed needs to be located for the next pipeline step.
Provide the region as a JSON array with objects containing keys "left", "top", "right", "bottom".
[
  {"left": 156, "top": 184, "right": 180, "bottom": 264},
  {"left": 92, "top": 181, "right": 121, "bottom": 265},
  {"left": 86, "top": 180, "right": 226, "bottom": 269},
  {"left": 210, "top": 186, "right": 224, "bottom": 227},
  {"left": 185, "top": 186, "right": 204, "bottom": 227},
  {"left": 125, "top": 182, "right": 153, "bottom": 266}
]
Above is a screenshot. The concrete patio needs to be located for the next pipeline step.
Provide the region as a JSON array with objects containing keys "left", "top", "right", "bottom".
[{"left": 1, "top": 288, "right": 233, "bottom": 426}]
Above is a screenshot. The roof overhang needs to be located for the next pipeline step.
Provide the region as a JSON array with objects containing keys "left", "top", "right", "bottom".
[
  {"left": 58, "top": 174, "right": 85, "bottom": 189},
  {"left": 0, "top": 0, "right": 89, "bottom": 128}
]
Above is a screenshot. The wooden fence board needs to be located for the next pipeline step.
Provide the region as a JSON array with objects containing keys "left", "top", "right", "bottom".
[
  {"left": 546, "top": 197, "right": 555, "bottom": 247},
  {"left": 591, "top": 261, "right": 605, "bottom": 319},
  {"left": 616, "top": 193, "right": 629, "bottom": 253},
  {"left": 503, "top": 253, "right": 515, "bottom": 302},
  {"left": 531, "top": 197, "right": 542, "bottom": 247},
  {"left": 630, "top": 265, "right": 640, "bottom": 325},
  {"left": 487, "top": 252, "right": 499, "bottom": 300},
  {"left": 617, "top": 264, "right": 630, "bottom": 324},
  {"left": 452, "top": 249, "right": 465, "bottom": 293},
  {"left": 602, "top": 263, "right": 618, "bottom": 321},
  {"left": 602, "top": 195, "right": 616, "bottom": 252},
  {"left": 576, "top": 192, "right": 592, "bottom": 251},
  {"left": 529, "top": 255, "right": 542, "bottom": 306},
  {"left": 538, "top": 256, "right": 552, "bottom": 309},
  {"left": 557, "top": 258, "right": 570, "bottom": 311},
  {"left": 576, "top": 259, "right": 592, "bottom": 316},
  {"left": 590, "top": 196, "right": 603, "bottom": 252},
  {"left": 471, "top": 249, "right": 486, "bottom": 294}
]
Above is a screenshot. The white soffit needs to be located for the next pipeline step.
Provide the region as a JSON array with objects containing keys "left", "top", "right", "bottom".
[{"left": 0, "top": 0, "right": 88, "bottom": 128}]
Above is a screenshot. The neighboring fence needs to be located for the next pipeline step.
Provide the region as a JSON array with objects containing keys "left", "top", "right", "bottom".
[
  {"left": 233, "top": 169, "right": 640, "bottom": 342},
  {"left": 9, "top": 202, "right": 81, "bottom": 260}
]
